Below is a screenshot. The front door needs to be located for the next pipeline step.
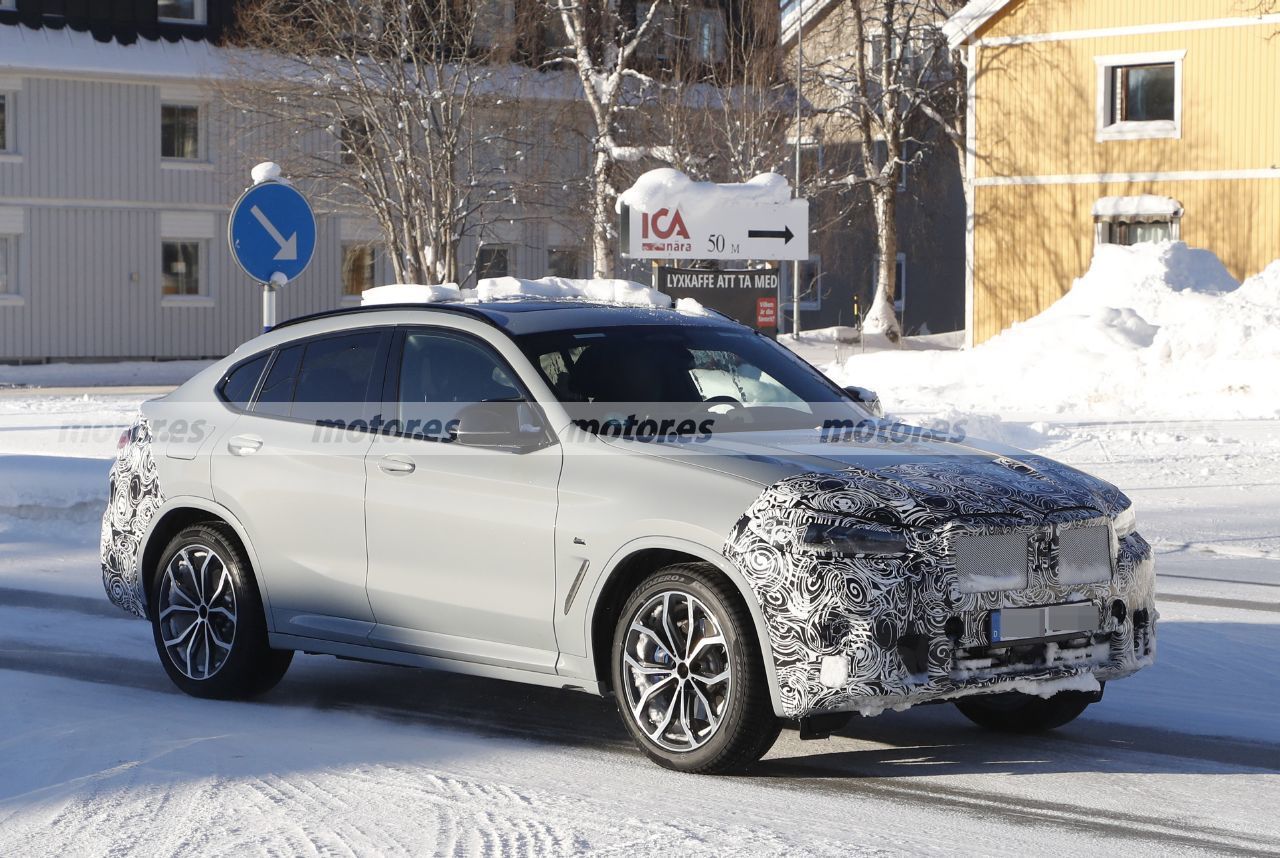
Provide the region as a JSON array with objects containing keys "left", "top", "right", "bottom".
[{"left": 364, "top": 328, "right": 562, "bottom": 672}]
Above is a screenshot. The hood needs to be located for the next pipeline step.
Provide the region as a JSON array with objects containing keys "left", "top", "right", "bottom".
[{"left": 600, "top": 426, "right": 1129, "bottom": 526}]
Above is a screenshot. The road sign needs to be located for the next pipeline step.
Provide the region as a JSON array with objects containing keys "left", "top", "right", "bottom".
[
  {"left": 756, "top": 296, "right": 778, "bottom": 329},
  {"left": 621, "top": 197, "right": 808, "bottom": 262},
  {"left": 657, "top": 266, "right": 780, "bottom": 331},
  {"left": 228, "top": 180, "right": 317, "bottom": 284}
]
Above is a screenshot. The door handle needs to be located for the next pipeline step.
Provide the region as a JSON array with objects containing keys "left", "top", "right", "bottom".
[
  {"left": 227, "top": 435, "right": 263, "bottom": 456},
  {"left": 378, "top": 455, "right": 416, "bottom": 475}
]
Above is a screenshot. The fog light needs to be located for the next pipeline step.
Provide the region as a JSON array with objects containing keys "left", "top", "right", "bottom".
[
  {"left": 1110, "top": 599, "right": 1127, "bottom": 624},
  {"left": 944, "top": 616, "right": 965, "bottom": 640}
]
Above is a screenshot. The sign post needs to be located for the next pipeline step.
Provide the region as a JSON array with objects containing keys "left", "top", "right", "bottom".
[{"left": 228, "top": 163, "right": 317, "bottom": 332}]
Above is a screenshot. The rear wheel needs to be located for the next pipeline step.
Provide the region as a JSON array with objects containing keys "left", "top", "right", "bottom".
[
  {"left": 611, "top": 563, "right": 780, "bottom": 774},
  {"left": 954, "top": 688, "right": 1096, "bottom": 732},
  {"left": 150, "top": 524, "right": 292, "bottom": 699}
]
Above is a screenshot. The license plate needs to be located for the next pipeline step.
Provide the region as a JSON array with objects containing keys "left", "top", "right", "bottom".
[{"left": 992, "top": 602, "right": 1098, "bottom": 643}]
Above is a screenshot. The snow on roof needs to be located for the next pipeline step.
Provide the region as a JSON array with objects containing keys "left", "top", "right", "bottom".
[
  {"left": 942, "top": 0, "right": 1017, "bottom": 49},
  {"left": 1092, "top": 196, "right": 1184, "bottom": 218},
  {"left": 361, "top": 278, "right": 674, "bottom": 310},
  {"left": 616, "top": 169, "right": 793, "bottom": 217},
  {"left": 0, "top": 23, "right": 226, "bottom": 80}
]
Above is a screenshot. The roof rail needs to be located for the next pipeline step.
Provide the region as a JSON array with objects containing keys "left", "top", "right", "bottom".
[{"left": 270, "top": 302, "right": 501, "bottom": 332}]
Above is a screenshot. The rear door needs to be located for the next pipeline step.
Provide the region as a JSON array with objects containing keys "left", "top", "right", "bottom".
[
  {"left": 211, "top": 328, "right": 391, "bottom": 643},
  {"left": 363, "top": 326, "right": 563, "bottom": 672}
]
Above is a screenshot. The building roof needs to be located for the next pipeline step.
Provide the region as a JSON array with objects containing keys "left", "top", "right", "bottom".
[
  {"left": 941, "top": 0, "right": 1017, "bottom": 49},
  {"left": 0, "top": 0, "right": 233, "bottom": 46},
  {"left": 0, "top": 22, "right": 225, "bottom": 80},
  {"left": 780, "top": 0, "right": 840, "bottom": 46}
]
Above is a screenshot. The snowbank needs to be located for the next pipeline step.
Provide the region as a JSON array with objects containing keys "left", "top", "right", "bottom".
[
  {"left": 616, "top": 168, "right": 792, "bottom": 218},
  {"left": 816, "top": 242, "right": 1280, "bottom": 420},
  {"left": 0, "top": 456, "right": 109, "bottom": 511},
  {"left": 362, "top": 277, "right": 675, "bottom": 309}
]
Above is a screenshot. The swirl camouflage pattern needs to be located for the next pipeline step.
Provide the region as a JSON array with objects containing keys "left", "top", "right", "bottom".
[
  {"left": 723, "top": 454, "right": 1157, "bottom": 718},
  {"left": 100, "top": 416, "right": 164, "bottom": 618}
]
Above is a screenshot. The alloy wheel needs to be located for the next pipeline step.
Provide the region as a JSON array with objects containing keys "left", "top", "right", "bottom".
[
  {"left": 621, "top": 590, "right": 733, "bottom": 752},
  {"left": 157, "top": 544, "right": 238, "bottom": 681}
]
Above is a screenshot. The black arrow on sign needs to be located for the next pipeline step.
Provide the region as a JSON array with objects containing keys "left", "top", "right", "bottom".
[{"left": 748, "top": 225, "right": 795, "bottom": 243}]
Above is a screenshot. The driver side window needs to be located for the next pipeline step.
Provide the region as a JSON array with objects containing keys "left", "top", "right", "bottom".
[{"left": 395, "top": 331, "right": 521, "bottom": 440}]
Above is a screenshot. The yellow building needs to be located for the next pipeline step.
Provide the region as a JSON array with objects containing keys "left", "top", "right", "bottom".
[{"left": 944, "top": 0, "right": 1280, "bottom": 344}]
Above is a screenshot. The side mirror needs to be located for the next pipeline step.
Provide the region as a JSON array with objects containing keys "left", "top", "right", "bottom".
[
  {"left": 843, "top": 385, "right": 884, "bottom": 418},
  {"left": 453, "top": 401, "right": 545, "bottom": 451}
]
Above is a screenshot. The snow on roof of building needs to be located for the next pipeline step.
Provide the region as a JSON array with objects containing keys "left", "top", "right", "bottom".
[
  {"left": 1092, "top": 196, "right": 1184, "bottom": 218},
  {"left": 942, "top": 0, "right": 1017, "bottom": 49},
  {"left": 0, "top": 22, "right": 227, "bottom": 80}
]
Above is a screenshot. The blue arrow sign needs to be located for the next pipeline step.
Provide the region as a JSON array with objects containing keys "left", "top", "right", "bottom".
[{"left": 228, "top": 181, "right": 317, "bottom": 284}]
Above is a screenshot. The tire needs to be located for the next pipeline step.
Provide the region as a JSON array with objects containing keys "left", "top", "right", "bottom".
[
  {"left": 611, "top": 563, "right": 780, "bottom": 774},
  {"left": 150, "top": 523, "right": 293, "bottom": 700},
  {"left": 954, "top": 689, "right": 1096, "bottom": 733}
]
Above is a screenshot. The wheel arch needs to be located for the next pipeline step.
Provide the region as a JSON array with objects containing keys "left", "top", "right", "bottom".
[
  {"left": 584, "top": 537, "right": 787, "bottom": 718},
  {"left": 138, "top": 497, "right": 272, "bottom": 623}
]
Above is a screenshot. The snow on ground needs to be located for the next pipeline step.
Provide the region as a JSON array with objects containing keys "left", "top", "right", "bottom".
[
  {"left": 2, "top": 246, "right": 1280, "bottom": 854},
  {"left": 793, "top": 242, "right": 1280, "bottom": 421}
]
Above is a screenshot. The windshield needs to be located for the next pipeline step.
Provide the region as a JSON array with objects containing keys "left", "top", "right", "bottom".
[{"left": 515, "top": 324, "right": 855, "bottom": 433}]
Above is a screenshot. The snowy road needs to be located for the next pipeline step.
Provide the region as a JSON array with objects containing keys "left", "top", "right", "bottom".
[{"left": 1, "top": 389, "right": 1278, "bottom": 856}]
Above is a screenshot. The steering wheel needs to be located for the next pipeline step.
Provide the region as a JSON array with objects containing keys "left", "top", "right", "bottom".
[{"left": 704, "top": 395, "right": 742, "bottom": 411}]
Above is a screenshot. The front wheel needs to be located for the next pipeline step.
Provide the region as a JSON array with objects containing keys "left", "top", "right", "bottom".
[
  {"left": 151, "top": 524, "right": 292, "bottom": 700},
  {"left": 611, "top": 563, "right": 780, "bottom": 774},
  {"left": 954, "top": 688, "right": 1097, "bottom": 732}
]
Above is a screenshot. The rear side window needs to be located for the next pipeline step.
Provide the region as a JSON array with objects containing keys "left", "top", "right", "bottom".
[
  {"left": 217, "top": 353, "right": 269, "bottom": 410},
  {"left": 250, "top": 331, "right": 387, "bottom": 426},
  {"left": 254, "top": 344, "right": 304, "bottom": 418}
]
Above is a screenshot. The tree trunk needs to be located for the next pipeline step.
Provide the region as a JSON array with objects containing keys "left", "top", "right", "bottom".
[
  {"left": 864, "top": 188, "right": 902, "bottom": 342},
  {"left": 590, "top": 152, "right": 615, "bottom": 279}
]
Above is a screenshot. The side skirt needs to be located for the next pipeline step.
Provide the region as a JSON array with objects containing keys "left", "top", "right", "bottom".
[{"left": 268, "top": 632, "right": 607, "bottom": 696}]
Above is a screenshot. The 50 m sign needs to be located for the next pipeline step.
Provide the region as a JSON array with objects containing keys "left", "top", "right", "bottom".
[{"left": 620, "top": 198, "right": 809, "bottom": 262}]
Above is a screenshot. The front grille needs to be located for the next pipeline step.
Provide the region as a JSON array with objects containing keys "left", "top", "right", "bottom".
[
  {"left": 1057, "top": 525, "right": 1112, "bottom": 585},
  {"left": 953, "top": 531, "right": 1029, "bottom": 593}
]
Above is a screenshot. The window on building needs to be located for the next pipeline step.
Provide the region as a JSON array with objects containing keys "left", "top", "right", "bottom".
[
  {"left": 1096, "top": 51, "right": 1183, "bottom": 141},
  {"left": 782, "top": 255, "right": 823, "bottom": 312},
  {"left": 341, "top": 243, "right": 376, "bottom": 296},
  {"left": 161, "top": 104, "right": 200, "bottom": 159},
  {"left": 0, "top": 234, "right": 15, "bottom": 295},
  {"left": 340, "top": 116, "right": 372, "bottom": 166},
  {"left": 158, "top": 0, "right": 206, "bottom": 24},
  {"left": 871, "top": 141, "right": 908, "bottom": 191},
  {"left": 1093, "top": 196, "right": 1183, "bottom": 246},
  {"left": 0, "top": 93, "right": 10, "bottom": 152},
  {"left": 477, "top": 245, "right": 511, "bottom": 280},
  {"left": 637, "top": 2, "right": 676, "bottom": 61},
  {"left": 871, "top": 252, "right": 907, "bottom": 317},
  {"left": 690, "top": 6, "right": 727, "bottom": 64},
  {"left": 162, "top": 240, "right": 203, "bottom": 296},
  {"left": 546, "top": 248, "right": 580, "bottom": 279},
  {"left": 474, "top": 0, "right": 514, "bottom": 50},
  {"left": 42, "top": 0, "right": 65, "bottom": 15}
]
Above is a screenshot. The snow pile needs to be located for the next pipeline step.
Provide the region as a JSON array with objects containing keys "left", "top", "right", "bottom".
[
  {"left": 475, "top": 276, "right": 671, "bottom": 307},
  {"left": 361, "top": 283, "right": 463, "bottom": 305},
  {"left": 616, "top": 168, "right": 792, "bottom": 217},
  {"left": 362, "top": 277, "right": 679, "bottom": 310},
  {"left": 818, "top": 242, "right": 1280, "bottom": 420},
  {"left": 0, "top": 456, "right": 109, "bottom": 512}
]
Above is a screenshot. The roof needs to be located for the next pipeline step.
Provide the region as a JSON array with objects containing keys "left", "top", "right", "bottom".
[
  {"left": 780, "top": 0, "right": 840, "bottom": 46},
  {"left": 0, "top": 2, "right": 233, "bottom": 46},
  {"left": 942, "top": 0, "right": 1017, "bottom": 49},
  {"left": 0, "top": 21, "right": 226, "bottom": 80},
  {"left": 275, "top": 300, "right": 742, "bottom": 338}
]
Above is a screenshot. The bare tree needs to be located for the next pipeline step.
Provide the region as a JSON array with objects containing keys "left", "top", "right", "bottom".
[
  {"left": 660, "top": 2, "right": 792, "bottom": 184},
  {"left": 806, "top": 0, "right": 964, "bottom": 341},
  {"left": 544, "top": 1, "right": 673, "bottom": 278},
  {"left": 225, "top": 0, "right": 536, "bottom": 285}
]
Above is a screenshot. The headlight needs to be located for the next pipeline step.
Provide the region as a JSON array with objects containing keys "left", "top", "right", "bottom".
[
  {"left": 803, "top": 522, "right": 910, "bottom": 556},
  {"left": 1112, "top": 505, "right": 1137, "bottom": 539}
]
